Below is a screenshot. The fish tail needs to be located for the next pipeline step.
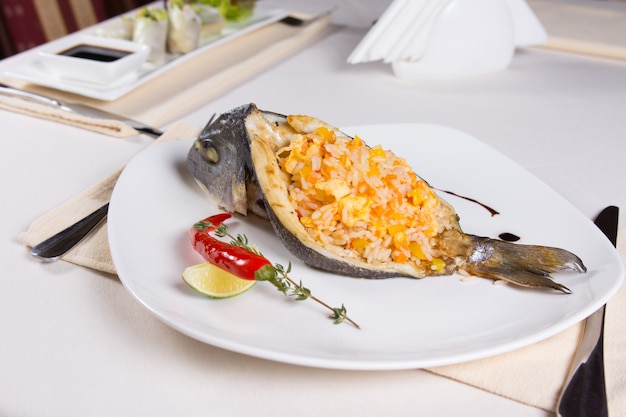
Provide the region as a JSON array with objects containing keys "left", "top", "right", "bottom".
[{"left": 459, "top": 235, "right": 587, "bottom": 293}]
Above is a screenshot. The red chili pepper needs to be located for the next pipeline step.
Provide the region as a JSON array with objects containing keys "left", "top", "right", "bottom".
[{"left": 189, "top": 213, "right": 274, "bottom": 281}]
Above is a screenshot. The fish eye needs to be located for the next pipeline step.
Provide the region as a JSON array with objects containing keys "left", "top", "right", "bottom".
[
  {"left": 195, "top": 138, "right": 220, "bottom": 163},
  {"left": 204, "top": 146, "right": 219, "bottom": 164}
]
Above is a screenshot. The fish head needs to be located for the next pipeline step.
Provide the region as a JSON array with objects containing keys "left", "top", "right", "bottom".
[{"left": 186, "top": 104, "right": 256, "bottom": 216}]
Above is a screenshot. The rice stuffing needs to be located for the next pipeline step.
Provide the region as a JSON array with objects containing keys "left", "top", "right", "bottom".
[{"left": 276, "top": 126, "right": 450, "bottom": 271}]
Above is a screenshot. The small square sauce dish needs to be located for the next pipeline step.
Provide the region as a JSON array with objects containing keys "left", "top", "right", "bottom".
[{"left": 37, "top": 36, "right": 150, "bottom": 85}]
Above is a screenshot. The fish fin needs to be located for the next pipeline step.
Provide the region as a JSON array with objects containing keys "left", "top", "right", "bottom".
[
  {"left": 463, "top": 264, "right": 572, "bottom": 293},
  {"left": 460, "top": 236, "right": 586, "bottom": 293}
]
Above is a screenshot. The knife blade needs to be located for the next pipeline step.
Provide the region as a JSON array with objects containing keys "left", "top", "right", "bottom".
[
  {"left": 0, "top": 83, "right": 163, "bottom": 137},
  {"left": 556, "top": 205, "right": 619, "bottom": 417}
]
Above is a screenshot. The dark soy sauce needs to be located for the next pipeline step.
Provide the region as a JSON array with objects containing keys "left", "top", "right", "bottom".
[{"left": 59, "top": 44, "right": 132, "bottom": 62}]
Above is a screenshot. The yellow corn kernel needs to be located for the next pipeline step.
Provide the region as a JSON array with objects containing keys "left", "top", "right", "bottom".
[
  {"left": 387, "top": 224, "right": 407, "bottom": 236},
  {"left": 315, "top": 126, "right": 335, "bottom": 142},
  {"left": 408, "top": 188, "right": 426, "bottom": 206},
  {"left": 351, "top": 238, "right": 369, "bottom": 253},
  {"left": 369, "top": 146, "right": 386, "bottom": 159},
  {"left": 300, "top": 216, "right": 313, "bottom": 227},
  {"left": 409, "top": 242, "right": 427, "bottom": 260},
  {"left": 390, "top": 211, "right": 405, "bottom": 221},
  {"left": 351, "top": 135, "right": 363, "bottom": 147},
  {"left": 430, "top": 258, "right": 446, "bottom": 271},
  {"left": 298, "top": 164, "right": 312, "bottom": 179}
]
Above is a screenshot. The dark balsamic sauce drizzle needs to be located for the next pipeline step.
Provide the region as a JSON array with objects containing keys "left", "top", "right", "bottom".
[
  {"left": 434, "top": 188, "right": 500, "bottom": 217},
  {"left": 498, "top": 232, "right": 521, "bottom": 242},
  {"left": 432, "top": 187, "right": 520, "bottom": 241}
]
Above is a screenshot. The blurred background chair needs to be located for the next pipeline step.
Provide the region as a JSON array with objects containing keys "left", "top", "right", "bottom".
[{"left": 0, "top": 0, "right": 153, "bottom": 58}]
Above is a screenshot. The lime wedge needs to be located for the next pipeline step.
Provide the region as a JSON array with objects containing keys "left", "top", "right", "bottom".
[{"left": 182, "top": 262, "right": 256, "bottom": 298}]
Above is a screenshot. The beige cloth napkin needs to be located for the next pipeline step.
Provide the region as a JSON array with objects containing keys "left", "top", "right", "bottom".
[
  {"left": 19, "top": 120, "right": 626, "bottom": 414},
  {"left": 0, "top": 14, "right": 333, "bottom": 133}
]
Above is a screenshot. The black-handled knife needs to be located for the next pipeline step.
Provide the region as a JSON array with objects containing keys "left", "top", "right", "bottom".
[{"left": 557, "top": 205, "right": 619, "bottom": 417}]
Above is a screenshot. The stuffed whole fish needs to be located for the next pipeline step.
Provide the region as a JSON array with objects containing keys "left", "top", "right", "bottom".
[{"left": 186, "top": 104, "right": 586, "bottom": 292}]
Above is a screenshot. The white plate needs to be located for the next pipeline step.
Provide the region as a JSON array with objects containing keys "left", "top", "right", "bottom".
[
  {"left": 3, "top": 6, "right": 288, "bottom": 101},
  {"left": 108, "top": 123, "right": 624, "bottom": 370}
]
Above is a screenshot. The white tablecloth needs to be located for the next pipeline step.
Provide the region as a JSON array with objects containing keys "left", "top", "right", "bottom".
[{"left": 1, "top": 1, "right": 624, "bottom": 416}]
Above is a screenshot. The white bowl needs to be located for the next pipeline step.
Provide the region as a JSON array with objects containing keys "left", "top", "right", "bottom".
[{"left": 38, "top": 36, "right": 150, "bottom": 85}]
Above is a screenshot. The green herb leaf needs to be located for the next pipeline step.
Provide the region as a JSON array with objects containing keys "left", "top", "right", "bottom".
[{"left": 330, "top": 305, "right": 348, "bottom": 325}]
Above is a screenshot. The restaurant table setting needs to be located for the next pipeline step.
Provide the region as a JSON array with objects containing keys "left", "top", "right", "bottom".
[{"left": 1, "top": 0, "right": 625, "bottom": 416}]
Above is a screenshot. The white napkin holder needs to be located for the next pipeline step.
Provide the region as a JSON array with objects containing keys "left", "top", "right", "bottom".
[{"left": 347, "top": 0, "right": 547, "bottom": 81}]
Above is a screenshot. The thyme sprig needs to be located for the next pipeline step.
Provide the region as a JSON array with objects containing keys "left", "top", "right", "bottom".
[{"left": 211, "top": 222, "right": 360, "bottom": 329}]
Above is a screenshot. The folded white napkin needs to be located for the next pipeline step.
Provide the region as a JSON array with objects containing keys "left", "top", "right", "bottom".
[
  {"left": 347, "top": 0, "right": 547, "bottom": 80},
  {"left": 347, "top": 0, "right": 454, "bottom": 64},
  {"left": 18, "top": 120, "right": 625, "bottom": 415}
]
